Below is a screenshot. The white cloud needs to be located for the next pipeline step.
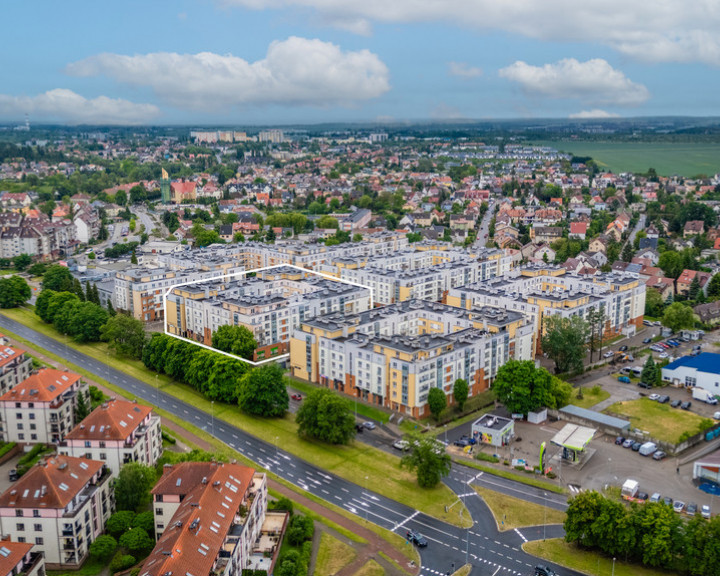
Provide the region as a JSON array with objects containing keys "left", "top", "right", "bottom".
[
  {"left": 448, "top": 62, "right": 483, "bottom": 78},
  {"left": 219, "top": 1, "right": 720, "bottom": 65},
  {"left": 569, "top": 109, "right": 621, "bottom": 119},
  {"left": 499, "top": 59, "right": 649, "bottom": 107},
  {"left": 430, "top": 103, "right": 465, "bottom": 120},
  {"left": 67, "top": 37, "right": 390, "bottom": 111},
  {"left": 0, "top": 89, "right": 159, "bottom": 125}
]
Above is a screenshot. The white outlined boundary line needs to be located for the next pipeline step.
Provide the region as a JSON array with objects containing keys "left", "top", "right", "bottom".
[{"left": 162, "top": 263, "right": 375, "bottom": 366}]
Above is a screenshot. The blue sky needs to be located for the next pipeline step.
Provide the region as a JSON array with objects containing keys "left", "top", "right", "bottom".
[{"left": 1, "top": 0, "right": 718, "bottom": 125}]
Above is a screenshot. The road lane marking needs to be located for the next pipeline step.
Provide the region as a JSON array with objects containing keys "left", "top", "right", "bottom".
[{"left": 391, "top": 510, "right": 420, "bottom": 532}]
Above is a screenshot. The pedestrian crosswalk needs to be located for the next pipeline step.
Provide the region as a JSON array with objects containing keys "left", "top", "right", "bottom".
[{"left": 568, "top": 484, "right": 582, "bottom": 494}]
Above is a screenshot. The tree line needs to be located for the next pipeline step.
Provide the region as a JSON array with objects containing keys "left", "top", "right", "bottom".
[{"left": 565, "top": 490, "right": 720, "bottom": 575}]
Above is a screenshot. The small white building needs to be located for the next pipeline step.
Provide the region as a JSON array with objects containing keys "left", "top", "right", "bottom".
[
  {"left": 662, "top": 353, "right": 720, "bottom": 392},
  {"left": 0, "top": 369, "right": 88, "bottom": 444},
  {"left": 0, "top": 455, "right": 113, "bottom": 569},
  {"left": 58, "top": 398, "right": 162, "bottom": 476},
  {"left": 471, "top": 414, "right": 514, "bottom": 447}
]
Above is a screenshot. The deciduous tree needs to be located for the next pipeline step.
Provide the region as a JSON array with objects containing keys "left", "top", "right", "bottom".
[
  {"left": 237, "top": 364, "right": 288, "bottom": 417},
  {"left": 211, "top": 324, "right": 257, "bottom": 360},
  {"left": 42, "top": 264, "right": 74, "bottom": 292},
  {"left": 427, "top": 387, "right": 447, "bottom": 421},
  {"left": 453, "top": 379, "right": 469, "bottom": 411},
  {"left": 114, "top": 463, "right": 156, "bottom": 512},
  {"left": 89, "top": 535, "right": 117, "bottom": 561},
  {"left": 662, "top": 302, "right": 696, "bottom": 332},
  {"left": 101, "top": 314, "right": 147, "bottom": 359},
  {"left": 400, "top": 433, "right": 452, "bottom": 488},
  {"left": 296, "top": 389, "right": 355, "bottom": 444},
  {"left": 0, "top": 276, "right": 31, "bottom": 308},
  {"left": 542, "top": 315, "right": 590, "bottom": 374}
]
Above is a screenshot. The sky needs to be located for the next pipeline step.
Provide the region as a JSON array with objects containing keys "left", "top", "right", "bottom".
[{"left": 1, "top": 0, "right": 719, "bottom": 126}]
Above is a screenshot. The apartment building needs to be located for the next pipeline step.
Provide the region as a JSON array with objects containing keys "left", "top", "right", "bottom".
[
  {"left": 0, "top": 539, "right": 45, "bottom": 576},
  {"left": 166, "top": 268, "right": 371, "bottom": 359},
  {"left": 0, "top": 455, "right": 113, "bottom": 568},
  {"left": 0, "top": 339, "right": 32, "bottom": 396},
  {"left": 0, "top": 369, "right": 88, "bottom": 444},
  {"left": 144, "top": 462, "right": 271, "bottom": 576},
  {"left": 58, "top": 399, "right": 162, "bottom": 476},
  {"left": 290, "top": 299, "right": 533, "bottom": 418},
  {"left": 447, "top": 265, "right": 646, "bottom": 353}
]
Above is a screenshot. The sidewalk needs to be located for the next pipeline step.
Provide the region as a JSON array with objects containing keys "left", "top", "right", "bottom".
[{"left": 5, "top": 334, "right": 420, "bottom": 576}]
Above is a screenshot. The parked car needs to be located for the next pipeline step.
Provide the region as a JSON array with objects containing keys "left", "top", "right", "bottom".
[
  {"left": 615, "top": 436, "right": 625, "bottom": 445},
  {"left": 701, "top": 505, "right": 711, "bottom": 519},
  {"left": 8, "top": 469, "right": 18, "bottom": 482},
  {"left": 643, "top": 338, "right": 653, "bottom": 344},
  {"left": 406, "top": 530, "right": 428, "bottom": 547},
  {"left": 603, "top": 351, "right": 615, "bottom": 358},
  {"left": 649, "top": 492, "right": 662, "bottom": 503},
  {"left": 290, "top": 393, "right": 302, "bottom": 401},
  {"left": 653, "top": 450, "right": 667, "bottom": 461},
  {"left": 687, "top": 502, "right": 698, "bottom": 516},
  {"left": 658, "top": 395, "right": 670, "bottom": 403},
  {"left": 619, "top": 345, "right": 628, "bottom": 352},
  {"left": 638, "top": 381, "right": 652, "bottom": 389},
  {"left": 534, "top": 566, "right": 557, "bottom": 576},
  {"left": 631, "top": 441, "right": 643, "bottom": 452},
  {"left": 681, "top": 401, "right": 692, "bottom": 410},
  {"left": 659, "top": 352, "right": 669, "bottom": 359},
  {"left": 363, "top": 421, "right": 376, "bottom": 430},
  {"left": 355, "top": 424, "right": 364, "bottom": 433},
  {"left": 622, "top": 438, "right": 635, "bottom": 448},
  {"left": 637, "top": 491, "right": 649, "bottom": 501},
  {"left": 618, "top": 376, "right": 631, "bottom": 384},
  {"left": 663, "top": 496, "right": 674, "bottom": 506},
  {"left": 648, "top": 393, "right": 660, "bottom": 401},
  {"left": 392, "top": 439, "right": 410, "bottom": 451},
  {"left": 714, "top": 411, "right": 720, "bottom": 420},
  {"left": 671, "top": 399, "right": 682, "bottom": 408},
  {"left": 454, "top": 437, "right": 470, "bottom": 447},
  {"left": 674, "top": 501, "right": 686, "bottom": 513}
]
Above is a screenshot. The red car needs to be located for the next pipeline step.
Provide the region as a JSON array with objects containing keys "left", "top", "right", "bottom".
[{"left": 291, "top": 393, "right": 302, "bottom": 401}]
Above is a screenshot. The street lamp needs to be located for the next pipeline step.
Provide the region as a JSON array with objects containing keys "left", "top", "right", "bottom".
[{"left": 612, "top": 557, "right": 616, "bottom": 576}]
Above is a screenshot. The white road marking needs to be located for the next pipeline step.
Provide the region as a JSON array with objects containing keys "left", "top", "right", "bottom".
[{"left": 391, "top": 510, "right": 420, "bottom": 532}]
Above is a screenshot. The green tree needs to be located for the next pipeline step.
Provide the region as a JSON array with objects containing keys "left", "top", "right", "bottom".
[
  {"left": 46, "top": 291, "right": 80, "bottom": 324},
  {"left": 13, "top": 253, "right": 31, "bottom": 271},
  {"left": 42, "top": 264, "right": 74, "bottom": 292},
  {"left": 101, "top": 314, "right": 147, "bottom": 359},
  {"left": 662, "top": 302, "right": 696, "bottom": 332},
  {"left": 211, "top": 324, "right": 257, "bottom": 360},
  {"left": 296, "top": 388, "right": 356, "bottom": 444},
  {"left": 453, "top": 378, "right": 469, "bottom": 411},
  {"left": 633, "top": 500, "right": 683, "bottom": 568},
  {"left": 34, "top": 289, "right": 56, "bottom": 322},
  {"left": 106, "top": 511, "right": 136, "bottom": 538},
  {"left": 114, "top": 189, "right": 127, "bottom": 206},
  {"left": 119, "top": 527, "right": 154, "bottom": 557},
  {"left": 621, "top": 242, "right": 634, "bottom": 262},
  {"left": 0, "top": 276, "right": 31, "bottom": 308},
  {"left": 427, "top": 387, "right": 447, "bottom": 421},
  {"left": 74, "top": 389, "right": 90, "bottom": 423},
  {"left": 641, "top": 355, "right": 658, "bottom": 387},
  {"left": 406, "top": 232, "right": 423, "bottom": 243},
  {"left": 114, "top": 463, "right": 156, "bottom": 511},
  {"left": 492, "top": 360, "right": 570, "bottom": 413},
  {"left": 542, "top": 315, "right": 590, "bottom": 374},
  {"left": 400, "top": 433, "right": 452, "bottom": 488},
  {"left": 658, "top": 251, "right": 684, "bottom": 279},
  {"left": 315, "top": 215, "right": 339, "bottom": 229},
  {"left": 130, "top": 249, "right": 138, "bottom": 265},
  {"left": 89, "top": 535, "right": 117, "bottom": 561},
  {"left": 564, "top": 490, "right": 610, "bottom": 549},
  {"left": 645, "top": 288, "right": 665, "bottom": 317},
  {"left": 69, "top": 302, "right": 109, "bottom": 342},
  {"left": 688, "top": 275, "right": 702, "bottom": 301},
  {"left": 707, "top": 273, "right": 720, "bottom": 301},
  {"left": 27, "top": 262, "right": 47, "bottom": 277},
  {"left": 237, "top": 364, "right": 289, "bottom": 417},
  {"left": 73, "top": 277, "right": 85, "bottom": 301}
]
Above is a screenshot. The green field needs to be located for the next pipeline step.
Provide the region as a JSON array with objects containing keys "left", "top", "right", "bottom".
[{"left": 534, "top": 140, "right": 720, "bottom": 177}]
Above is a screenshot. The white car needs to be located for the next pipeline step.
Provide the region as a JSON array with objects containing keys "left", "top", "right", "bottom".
[
  {"left": 713, "top": 411, "right": 720, "bottom": 420},
  {"left": 701, "top": 505, "right": 711, "bottom": 519},
  {"left": 603, "top": 351, "right": 615, "bottom": 358},
  {"left": 659, "top": 352, "right": 669, "bottom": 359},
  {"left": 649, "top": 394, "right": 660, "bottom": 401}
]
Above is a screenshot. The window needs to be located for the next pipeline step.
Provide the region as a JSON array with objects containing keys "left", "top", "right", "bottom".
[
  {"left": 31, "top": 434, "right": 37, "bottom": 441},
  {"left": 35, "top": 537, "right": 43, "bottom": 545},
  {"left": 17, "top": 423, "right": 23, "bottom": 430},
  {"left": 15, "top": 413, "right": 22, "bottom": 419},
  {"left": 14, "top": 403, "right": 20, "bottom": 409},
  {"left": 17, "top": 537, "right": 25, "bottom": 543},
  {"left": 18, "top": 434, "right": 24, "bottom": 440},
  {"left": 33, "top": 510, "right": 39, "bottom": 518},
  {"left": 100, "top": 453, "right": 106, "bottom": 460},
  {"left": 155, "top": 508, "right": 163, "bottom": 515},
  {"left": 28, "top": 413, "right": 34, "bottom": 419},
  {"left": 34, "top": 524, "right": 41, "bottom": 531},
  {"left": 16, "top": 524, "right": 24, "bottom": 531},
  {"left": 30, "top": 424, "right": 36, "bottom": 430},
  {"left": 84, "top": 441, "right": 91, "bottom": 448},
  {"left": 15, "top": 510, "right": 23, "bottom": 517}
]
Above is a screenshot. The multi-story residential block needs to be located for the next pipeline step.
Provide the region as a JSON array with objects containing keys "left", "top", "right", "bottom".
[
  {"left": 144, "top": 462, "right": 272, "bottom": 575},
  {"left": 58, "top": 399, "right": 162, "bottom": 476},
  {"left": 0, "top": 455, "right": 113, "bottom": 568},
  {"left": 0, "top": 369, "right": 88, "bottom": 444},
  {"left": 0, "top": 339, "right": 32, "bottom": 396},
  {"left": 0, "top": 538, "right": 45, "bottom": 576},
  {"left": 166, "top": 268, "right": 371, "bottom": 360},
  {"left": 290, "top": 299, "right": 533, "bottom": 417},
  {"left": 447, "top": 265, "right": 646, "bottom": 354}
]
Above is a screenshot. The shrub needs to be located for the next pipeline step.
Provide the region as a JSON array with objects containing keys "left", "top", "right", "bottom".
[
  {"left": 161, "top": 431, "right": 177, "bottom": 445},
  {"left": 0, "top": 442, "right": 17, "bottom": 459},
  {"left": 475, "top": 452, "right": 499, "bottom": 463},
  {"left": 109, "top": 551, "right": 136, "bottom": 573},
  {"left": 268, "top": 496, "right": 294, "bottom": 516}
]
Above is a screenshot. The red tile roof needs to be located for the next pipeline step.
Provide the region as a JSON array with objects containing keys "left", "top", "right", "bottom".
[
  {"left": 0, "top": 539, "right": 33, "bottom": 576},
  {"left": 65, "top": 399, "right": 153, "bottom": 441},
  {"left": 0, "top": 368, "right": 80, "bottom": 403},
  {"left": 142, "top": 463, "right": 256, "bottom": 576},
  {"left": 0, "top": 346, "right": 24, "bottom": 369},
  {"left": 0, "top": 455, "right": 103, "bottom": 509}
]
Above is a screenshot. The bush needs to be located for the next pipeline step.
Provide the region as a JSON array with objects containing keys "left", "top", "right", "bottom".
[
  {"left": 106, "top": 511, "right": 136, "bottom": 538},
  {"left": 0, "top": 442, "right": 17, "bottom": 459},
  {"left": 109, "top": 551, "right": 136, "bottom": 573},
  {"left": 89, "top": 535, "right": 117, "bottom": 562},
  {"left": 268, "top": 496, "right": 294, "bottom": 516},
  {"left": 475, "top": 452, "right": 499, "bottom": 463},
  {"left": 286, "top": 515, "right": 314, "bottom": 546},
  {"left": 161, "top": 431, "right": 177, "bottom": 445}
]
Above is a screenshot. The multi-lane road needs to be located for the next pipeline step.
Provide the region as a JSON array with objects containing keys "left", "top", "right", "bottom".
[{"left": 0, "top": 314, "right": 581, "bottom": 576}]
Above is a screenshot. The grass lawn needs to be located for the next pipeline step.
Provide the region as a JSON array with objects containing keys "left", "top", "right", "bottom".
[
  {"left": 315, "top": 532, "right": 357, "bottom": 576},
  {"left": 354, "top": 559, "right": 385, "bottom": 576},
  {"left": 605, "top": 398, "right": 710, "bottom": 443},
  {"left": 456, "top": 459, "right": 565, "bottom": 494},
  {"left": 47, "top": 558, "right": 105, "bottom": 576},
  {"left": 523, "top": 539, "right": 672, "bottom": 576},
  {"left": 0, "top": 308, "right": 470, "bottom": 528},
  {"left": 569, "top": 386, "right": 611, "bottom": 410},
  {"left": 473, "top": 486, "right": 566, "bottom": 531},
  {"left": 451, "top": 565, "right": 471, "bottom": 576}
]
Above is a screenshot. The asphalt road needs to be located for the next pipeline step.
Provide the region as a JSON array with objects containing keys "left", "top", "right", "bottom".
[{"left": 0, "top": 314, "right": 581, "bottom": 576}]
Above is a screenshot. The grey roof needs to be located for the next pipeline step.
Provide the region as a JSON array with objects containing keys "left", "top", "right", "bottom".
[{"left": 559, "top": 405, "right": 631, "bottom": 431}]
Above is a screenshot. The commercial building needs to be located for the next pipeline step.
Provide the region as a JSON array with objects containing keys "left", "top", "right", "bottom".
[
  {"left": 662, "top": 353, "right": 720, "bottom": 393},
  {"left": 59, "top": 399, "right": 162, "bottom": 476},
  {"left": 447, "top": 265, "right": 646, "bottom": 353},
  {"left": 144, "top": 462, "right": 277, "bottom": 576},
  {"left": 471, "top": 414, "right": 514, "bottom": 447},
  {"left": 0, "top": 369, "right": 88, "bottom": 444},
  {"left": 290, "top": 299, "right": 533, "bottom": 418},
  {"left": 0, "top": 455, "right": 113, "bottom": 568}
]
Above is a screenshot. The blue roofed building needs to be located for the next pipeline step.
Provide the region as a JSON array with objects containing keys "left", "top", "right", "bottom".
[{"left": 661, "top": 353, "right": 720, "bottom": 392}]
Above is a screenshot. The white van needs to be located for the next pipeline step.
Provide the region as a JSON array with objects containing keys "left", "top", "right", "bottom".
[{"left": 639, "top": 442, "right": 657, "bottom": 456}]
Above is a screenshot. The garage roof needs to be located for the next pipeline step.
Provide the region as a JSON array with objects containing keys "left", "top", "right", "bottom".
[{"left": 551, "top": 423, "right": 596, "bottom": 451}]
